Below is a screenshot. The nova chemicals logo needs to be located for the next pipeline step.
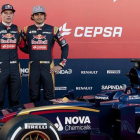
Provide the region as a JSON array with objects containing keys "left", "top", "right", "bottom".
[
  {"left": 55, "top": 116, "right": 91, "bottom": 132},
  {"left": 20, "top": 68, "right": 29, "bottom": 77},
  {"left": 54, "top": 116, "right": 64, "bottom": 131}
]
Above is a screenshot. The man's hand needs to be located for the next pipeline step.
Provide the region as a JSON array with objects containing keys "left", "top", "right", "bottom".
[{"left": 50, "top": 65, "right": 62, "bottom": 74}]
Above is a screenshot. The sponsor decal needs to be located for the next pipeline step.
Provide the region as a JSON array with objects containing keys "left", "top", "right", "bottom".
[
  {"left": 1, "top": 39, "right": 16, "bottom": 43},
  {"left": 40, "top": 61, "right": 50, "bottom": 64},
  {"left": 35, "top": 6, "right": 43, "bottom": 11},
  {"left": 55, "top": 87, "right": 67, "bottom": 90},
  {"left": 33, "top": 34, "right": 46, "bottom": 40},
  {"left": 101, "top": 84, "right": 126, "bottom": 90},
  {"left": 95, "top": 96, "right": 109, "bottom": 100},
  {"left": 29, "top": 30, "right": 37, "bottom": 33},
  {"left": 0, "top": 30, "right": 7, "bottom": 33},
  {"left": 59, "top": 23, "right": 122, "bottom": 37},
  {"left": 31, "top": 40, "right": 47, "bottom": 44},
  {"left": 81, "top": 71, "right": 98, "bottom": 74},
  {"left": 129, "top": 95, "right": 140, "bottom": 100},
  {"left": 59, "top": 23, "right": 72, "bottom": 36},
  {"left": 55, "top": 116, "right": 91, "bottom": 131},
  {"left": 24, "top": 123, "right": 47, "bottom": 129},
  {"left": 61, "top": 39, "right": 67, "bottom": 47},
  {"left": 138, "top": 127, "right": 140, "bottom": 134},
  {"left": 10, "top": 31, "right": 18, "bottom": 33},
  {"left": 5, "top": 4, "right": 13, "bottom": 9},
  {"left": 1, "top": 33, "right": 16, "bottom": 44},
  {"left": 1, "top": 44, "right": 16, "bottom": 49},
  {"left": 57, "top": 33, "right": 62, "bottom": 39},
  {"left": 54, "top": 116, "right": 64, "bottom": 131},
  {"left": 76, "top": 87, "right": 93, "bottom": 90},
  {"left": 2, "top": 33, "right": 15, "bottom": 39},
  {"left": 10, "top": 61, "right": 17, "bottom": 64},
  {"left": 42, "top": 32, "right": 52, "bottom": 34},
  {"left": 121, "top": 120, "right": 134, "bottom": 133},
  {"left": 59, "top": 37, "right": 64, "bottom": 41},
  {"left": 32, "top": 45, "right": 47, "bottom": 50},
  {"left": 57, "top": 69, "right": 72, "bottom": 74},
  {"left": 107, "top": 70, "right": 121, "bottom": 74},
  {"left": 20, "top": 68, "right": 28, "bottom": 77},
  {"left": 31, "top": 34, "right": 47, "bottom": 44},
  {"left": 59, "top": 59, "right": 67, "bottom": 67}
]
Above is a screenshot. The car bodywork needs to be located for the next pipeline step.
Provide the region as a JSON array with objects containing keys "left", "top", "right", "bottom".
[
  {"left": 77, "top": 89, "right": 124, "bottom": 103},
  {"left": 0, "top": 59, "right": 140, "bottom": 140}
]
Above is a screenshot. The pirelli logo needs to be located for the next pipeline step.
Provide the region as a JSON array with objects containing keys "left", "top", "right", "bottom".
[
  {"left": 32, "top": 45, "right": 47, "bottom": 50},
  {"left": 1, "top": 44, "right": 16, "bottom": 49}
]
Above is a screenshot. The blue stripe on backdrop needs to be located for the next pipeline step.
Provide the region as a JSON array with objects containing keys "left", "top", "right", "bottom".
[{"left": 3, "top": 59, "right": 133, "bottom": 108}]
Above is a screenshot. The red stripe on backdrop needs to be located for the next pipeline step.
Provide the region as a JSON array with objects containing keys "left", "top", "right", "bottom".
[{"left": 0, "top": 0, "right": 140, "bottom": 59}]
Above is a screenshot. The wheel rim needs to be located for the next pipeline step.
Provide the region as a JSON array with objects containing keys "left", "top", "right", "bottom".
[{"left": 21, "top": 130, "right": 50, "bottom": 140}]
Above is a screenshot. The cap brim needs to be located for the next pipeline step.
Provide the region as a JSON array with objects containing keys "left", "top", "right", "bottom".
[
  {"left": 32, "top": 11, "right": 46, "bottom": 15},
  {"left": 1, "top": 9, "right": 15, "bottom": 13}
]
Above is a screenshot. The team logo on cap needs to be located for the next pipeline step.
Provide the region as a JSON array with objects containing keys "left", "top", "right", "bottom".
[
  {"left": 35, "top": 6, "right": 43, "bottom": 11},
  {"left": 5, "top": 4, "right": 12, "bottom": 9}
]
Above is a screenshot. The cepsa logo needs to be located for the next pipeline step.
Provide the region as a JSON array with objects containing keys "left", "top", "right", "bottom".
[{"left": 59, "top": 23, "right": 122, "bottom": 37}]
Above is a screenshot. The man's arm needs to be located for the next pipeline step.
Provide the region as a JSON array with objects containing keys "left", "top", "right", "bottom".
[
  {"left": 50, "top": 26, "right": 69, "bottom": 73},
  {"left": 18, "top": 26, "right": 29, "bottom": 54}
]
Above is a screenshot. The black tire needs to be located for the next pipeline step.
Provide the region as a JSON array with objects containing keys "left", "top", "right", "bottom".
[{"left": 0, "top": 114, "right": 62, "bottom": 140}]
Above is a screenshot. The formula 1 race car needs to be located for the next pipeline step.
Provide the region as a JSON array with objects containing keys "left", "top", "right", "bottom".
[
  {"left": 77, "top": 89, "right": 124, "bottom": 103},
  {"left": 0, "top": 59, "right": 140, "bottom": 140}
]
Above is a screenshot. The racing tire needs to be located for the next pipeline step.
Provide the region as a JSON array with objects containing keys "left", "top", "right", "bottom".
[{"left": 0, "top": 114, "right": 62, "bottom": 140}]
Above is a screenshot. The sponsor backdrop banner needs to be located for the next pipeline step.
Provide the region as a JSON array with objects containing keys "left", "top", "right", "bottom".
[{"left": 0, "top": 0, "right": 139, "bottom": 106}]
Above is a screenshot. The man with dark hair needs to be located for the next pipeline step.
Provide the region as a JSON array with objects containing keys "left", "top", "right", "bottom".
[
  {"left": 0, "top": 4, "right": 24, "bottom": 108},
  {"left": 22, "top": 6, "right": 69, "bottom": 102}
]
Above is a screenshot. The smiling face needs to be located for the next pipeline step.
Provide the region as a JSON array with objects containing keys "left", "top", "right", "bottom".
[
  {"left": 1, "top": 10, "right": 14, "bottom": 24},
  {"left": 32, "top": 12, "right": 45, "bottom": 25}
]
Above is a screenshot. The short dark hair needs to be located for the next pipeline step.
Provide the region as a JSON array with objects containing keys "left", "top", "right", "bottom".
[{"left": 31, "top": 13, "right": 46, "bottom": 21}]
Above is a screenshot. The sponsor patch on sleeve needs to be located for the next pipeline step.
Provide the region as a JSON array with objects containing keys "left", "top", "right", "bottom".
[{"left": 59, "top": 59, "right": 67, "bottom": 67}]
